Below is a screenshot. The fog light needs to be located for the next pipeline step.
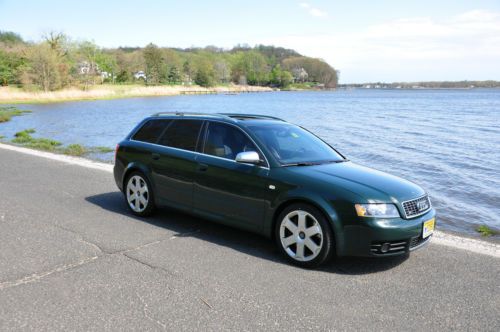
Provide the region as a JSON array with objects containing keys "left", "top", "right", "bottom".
[{"left": 380, "top": 243, "right": 390, "bottom": 253}]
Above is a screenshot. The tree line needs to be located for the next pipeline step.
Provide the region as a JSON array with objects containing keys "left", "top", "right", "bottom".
[
  {"left": 0, "top": 31, "right": 338, "bottom": 91},
  {"left": 340, "top": 81, "right": 500, "bottom": 89}
]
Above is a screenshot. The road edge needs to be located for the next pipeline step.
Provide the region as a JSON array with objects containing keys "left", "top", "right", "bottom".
[
  {"left": 1, "top": 142, "right": 499, "bottom": 258},
  {"left": 0, "top": 142, "right": 113, "bottom": 173}
]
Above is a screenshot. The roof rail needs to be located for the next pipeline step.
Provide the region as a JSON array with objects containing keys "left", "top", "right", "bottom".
[
  {"left": 218, "top": 113, "right": 284, "bottom": 121},
  {"left": 152, "top": 112, "right": 232, "bottom": 119}
]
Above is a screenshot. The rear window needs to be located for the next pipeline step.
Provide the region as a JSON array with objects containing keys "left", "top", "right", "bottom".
[
  {"left": 132, "top": 119, "right": 170, "bottom": 143},
  {"left": 158, "top": 120, "right": 203, "bottom": 151}
]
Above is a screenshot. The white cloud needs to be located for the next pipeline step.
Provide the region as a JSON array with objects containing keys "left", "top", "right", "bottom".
[
  {"left": 262, "top": 10, "right": 500, "bottom": 82},
  {"left": 299, "top": 2, "right": 327, "bottom": 18}
]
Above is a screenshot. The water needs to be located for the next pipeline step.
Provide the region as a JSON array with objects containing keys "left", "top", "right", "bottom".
[{"left": 1, "top": 89, "right": 499, "bottom": 236}]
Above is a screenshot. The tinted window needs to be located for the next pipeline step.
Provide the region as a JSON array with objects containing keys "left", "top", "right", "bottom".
[
  {"left": 204, "top": 122, "right": 260, "bottom": 160},
  {"left": 159, "top": 120, "right": 203, "bottom": 151},
  {"left": 248, "top": 122, "right": 344, "bottom": 165},
  {"left": 132, "top": 120, "right": 170, "bottom": 143}
]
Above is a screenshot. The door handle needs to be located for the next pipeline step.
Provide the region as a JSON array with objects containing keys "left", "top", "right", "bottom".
[
  {"left": 151, "top": 153, "right": 160, "bottom": 160},
  {"left": 197, "top": 163, "right": 208, "bottom": 172}
]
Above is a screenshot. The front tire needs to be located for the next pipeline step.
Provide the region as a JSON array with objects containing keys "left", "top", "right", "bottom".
[
  {"left": 275, "top": 203, "right": 334, "bottom": 268},
  {"left": 124, "top": 171, "right": 155, "bottom": 217}
]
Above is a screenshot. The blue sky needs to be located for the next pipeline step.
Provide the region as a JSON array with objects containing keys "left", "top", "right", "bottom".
[{"left": 1, "top": 0, "right": 499, "bottom": 83}]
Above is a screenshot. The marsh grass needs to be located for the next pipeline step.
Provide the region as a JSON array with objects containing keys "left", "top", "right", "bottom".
[
  {"left": 12, "top": 129, "right": 62, "bottom": 151},
  {"left": 0, "top": 106, "right": 31, "bottom": 122},
  {"left": 476, "top": 225, "right": 499, "bottom": 237},
  {"left": 63, "top": 144, "right": 87, "bottom": 156},
  {"left": 9, "top": 129, "right": 115, "bottom": 157},
  {"left": 0, "top": 85, "right": 272, "bottom": 104}
]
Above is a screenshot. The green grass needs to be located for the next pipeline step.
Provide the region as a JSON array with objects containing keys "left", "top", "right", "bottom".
[
  {"left": 63, "top": 144, "right": 87, "bottom": 156},
  {"left": 288, "top": 82, "right": 319, "bottom": 90},
  {"left": 12, "top": 129, "right": 62, "bottom": 151},
  {"left": 10, "top": 129, "right": 114, "bottom": 156},
  {"left": 12, "top": 128, "right": 37, "bottom": 143},
  {"left": 476, "top": 225, "right": 500, "bottom": 237},
  {"left": 0, "top": 106, "right": 31, "bottom": 122}
]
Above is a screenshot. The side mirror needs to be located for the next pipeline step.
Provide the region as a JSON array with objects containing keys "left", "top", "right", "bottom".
[{"left": 235, "top": 151, "right": 260, "bottom": 165}]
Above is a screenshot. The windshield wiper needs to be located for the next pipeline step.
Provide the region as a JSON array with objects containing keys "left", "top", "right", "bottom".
[
  {"left": 282, "top": 162, "right": 322, "bottom": 167},
  {"left": 282, "top": 159, "right": 349, "bottom": 167},
  {"left": 325, "top": 159, "right": 349, "bottom": 164}
]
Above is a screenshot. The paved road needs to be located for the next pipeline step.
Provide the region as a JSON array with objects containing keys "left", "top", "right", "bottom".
[{"left": 0, "top": 147, "right": 499, "bottom": 331}]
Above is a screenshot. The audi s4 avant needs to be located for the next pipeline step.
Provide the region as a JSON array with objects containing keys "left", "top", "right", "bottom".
[{"left": 114, "top": 113, "right": 436, "bottom": 268}]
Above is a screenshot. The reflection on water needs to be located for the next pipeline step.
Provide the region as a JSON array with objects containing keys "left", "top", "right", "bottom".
[{"left": 1, "top": 89, "right": 499, "bottom": 236}]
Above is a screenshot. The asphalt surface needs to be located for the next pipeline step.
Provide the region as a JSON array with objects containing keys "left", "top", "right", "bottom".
[{"left": 0, "top": 148, "right": 499, "bottom": 331}]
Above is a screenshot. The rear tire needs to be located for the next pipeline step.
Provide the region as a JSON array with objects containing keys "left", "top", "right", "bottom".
[
  {"left": 124, "top": 171, "right": 155, "bottom": 217},
  {"left": 275, "top": 203, "right": 334, "bottom": 268}
]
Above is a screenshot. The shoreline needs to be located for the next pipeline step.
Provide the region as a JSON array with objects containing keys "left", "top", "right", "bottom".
[
  {"left": 0, "top": 141, "right": 499, "bottom": 247},
  {"left": 0, "top": 84, "right": 274, "bottom": 105}
]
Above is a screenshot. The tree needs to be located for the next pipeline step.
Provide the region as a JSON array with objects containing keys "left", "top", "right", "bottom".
[
  {"left": 193, "top": 58, "right": 215, "bottom": 87},
  {"left": 167, "top": 66, "right": 181, "bottom": 84},
  {"left": 214, "top": 60, "right": 230, "bottom": 84},
  {"left": 182, "top": 60, "right": 192, "bottom": 84},
  {"left": 270, "top": 65, "right": 293, "bottom": 88},
  {"left": 0, "top": 31, "right": 24, "bottom": 45},
  {"left": 143, "top": 43, "right": 163, "bottom": 85},
  {"left": 95, "top": 52, "right": 117, "bottom": 83},
  {"left": 113, "top": 49, "right": 144, "bottom": 83},
  {"left": 43, "top": 31, "right": 68, "bottom": 57},
  {"left": 0, "top": 49, "right": 24, "bottom": 85},
  {"left": 283, "top": 57, "right": 338, "bottom": 88},
  {"left": 231, "top": 51, "right": 269, "bottom": 86},
  {"left": 78, "top": 41, "right": 100, "bottom": 90},
  {"left": 23, "top": 43, "right": 61, "bottom": 91}
]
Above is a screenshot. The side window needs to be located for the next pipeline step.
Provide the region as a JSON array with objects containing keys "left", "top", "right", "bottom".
[
  {"left": 158, "top": 120, "right": 203, "bottom": 151},
  {"left": 204, "top": 122, "right": 260, "bottom": 161},
  {"left": 132, "top": 120, "right": 170, "bottom": 143}
]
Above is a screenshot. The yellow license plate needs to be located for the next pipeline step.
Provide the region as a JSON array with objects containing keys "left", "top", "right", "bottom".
[{"left": 423, "top": 218, "right": 435, "bottom": 238}]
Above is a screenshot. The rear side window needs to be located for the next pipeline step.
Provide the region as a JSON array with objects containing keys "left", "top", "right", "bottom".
[
  {"left": 159, "top": 120, "right": 203, "bottom": 151},
  {"left": 132, "top": 120, "right": 170, "bottom": 143}
]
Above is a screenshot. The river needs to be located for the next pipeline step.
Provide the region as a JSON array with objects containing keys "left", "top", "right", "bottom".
[{"left": 1, "top": 89, "right": 499, "bottom": 236}]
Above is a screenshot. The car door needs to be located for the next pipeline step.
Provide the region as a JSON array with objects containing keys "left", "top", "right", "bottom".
[
  {"left": 152, "top": 119, "right": 204, "bottom": 211},
  {"left": 193, "top": 121, "right": 270, "bottom": 231}
]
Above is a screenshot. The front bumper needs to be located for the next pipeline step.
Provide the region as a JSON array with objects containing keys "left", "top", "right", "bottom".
[{"left": 337, "top": 208, "right": 436, "bottom": 257}]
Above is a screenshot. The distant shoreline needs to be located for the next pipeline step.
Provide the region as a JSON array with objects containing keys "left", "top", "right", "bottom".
[
  {"left": 338, "top": 86, "right": 500, "bottom": 91},
  {"left": 0, "top": 84, "right": 274, "bottom": 104},
  {"left": 339, "top": 80, "right": 500, "bottom": 90}
]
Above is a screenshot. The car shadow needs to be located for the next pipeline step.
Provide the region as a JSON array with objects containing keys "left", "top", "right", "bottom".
[{"left": 85, "top": 191, "right": 409, "bottom": 275}]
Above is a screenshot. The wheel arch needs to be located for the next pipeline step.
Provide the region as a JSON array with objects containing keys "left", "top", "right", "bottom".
[
  {"left": 270, "top": 197, "right": 340, "bottom": 243},
  {"left": 122, "top": 162, "right": 154, "bottom": 192}
]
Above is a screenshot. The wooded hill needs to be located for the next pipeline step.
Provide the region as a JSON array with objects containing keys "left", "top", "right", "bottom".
[{"left": 0, "top": 31, "right": 338, "bottom": 91}]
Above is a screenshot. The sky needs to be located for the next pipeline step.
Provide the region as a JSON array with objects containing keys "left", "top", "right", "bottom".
[{"left": 1, "top": 0, "right": 499, "bottom": 83}]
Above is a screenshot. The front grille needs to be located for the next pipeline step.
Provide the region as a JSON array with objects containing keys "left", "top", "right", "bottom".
[
  {"left": 371, "top": 240, "right": 408, "bottom": 255},
  {"left": 409, "top": 235, "right": 431, "bottom": 250},
  {"left": 402, "top": 195, "right": 431, "bottom": 218}
]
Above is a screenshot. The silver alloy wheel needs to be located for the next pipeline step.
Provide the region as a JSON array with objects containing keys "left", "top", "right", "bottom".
[
  {"left": 279, "top": 210, "right": 324, "bottom": 262},
  {"left": 126, "top": 175, "right": 149, "bottom": 213}
]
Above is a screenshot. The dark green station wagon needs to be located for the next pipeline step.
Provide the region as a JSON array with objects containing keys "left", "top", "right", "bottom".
[{"left": 114, "top": 113, "right": 436, "bottom": 267}]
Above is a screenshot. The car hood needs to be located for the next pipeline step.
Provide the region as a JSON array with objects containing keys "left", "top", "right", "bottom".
[{"left": 287, "top": 161, "right": 426, "bottom": 203}]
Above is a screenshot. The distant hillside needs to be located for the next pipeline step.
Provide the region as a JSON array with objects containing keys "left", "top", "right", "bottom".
[{"left": 0, "top": 31, "right": 338, "bottom": 91}]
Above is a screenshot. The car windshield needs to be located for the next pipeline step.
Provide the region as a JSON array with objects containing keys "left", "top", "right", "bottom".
[{"left": 247, "top": 122, "right": 345, "bottom": 166}]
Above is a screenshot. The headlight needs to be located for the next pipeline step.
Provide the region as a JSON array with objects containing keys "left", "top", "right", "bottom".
[{"left": 355, "top": 203, "right": 400, "bottom": 218}]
